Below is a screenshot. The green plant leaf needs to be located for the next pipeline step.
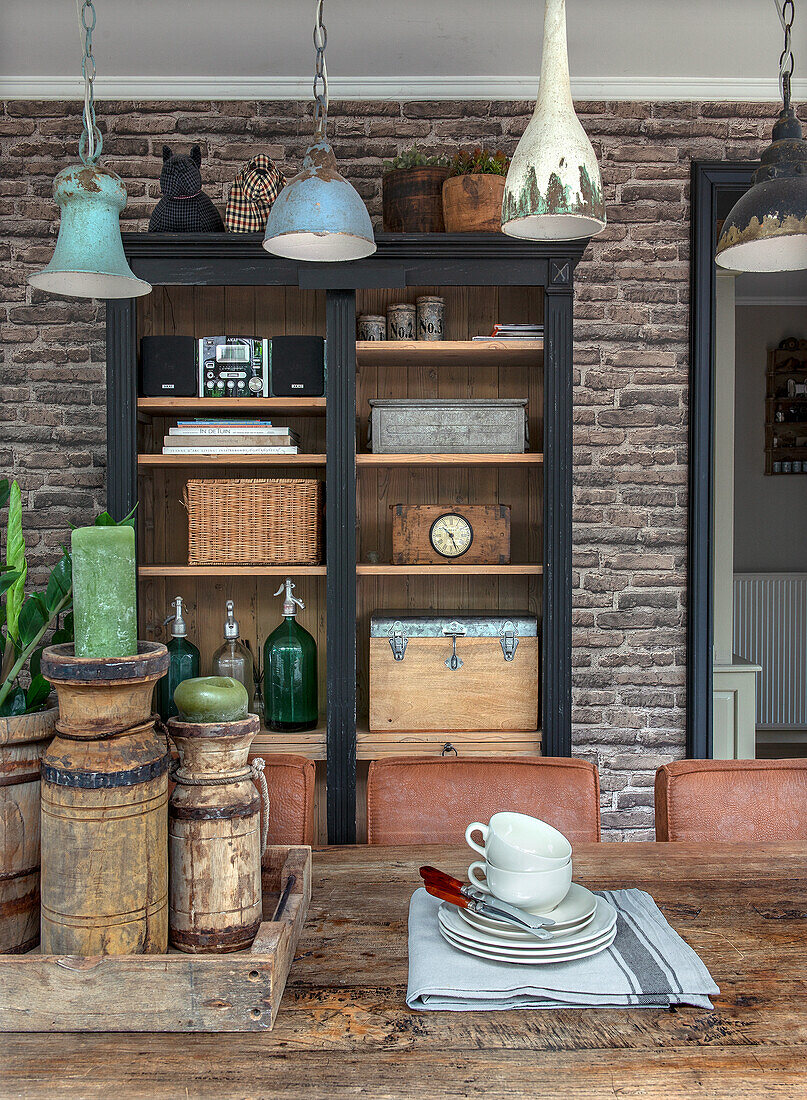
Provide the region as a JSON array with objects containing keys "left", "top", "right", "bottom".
[
  {"left": 0, "top": 479, "right": 10, "bottom": 512},
  {"left": 45, "top": 554, "right": 72, "bottom": 615},
  {"left": 4, "top": 482, "right": 27, "bottom": 645},
  {"left": 25, "top": 674, "right": 51, "bottom": 712},
  {"left": 17, "top": 596, "right": 47, "bottom": 650},
  {"left": 0, "top": 684, "right": 26, "bottom": 718},
  {"left": 94, "top": 504, "right": 137, "bottom": 528},
  {"left": 29, "top": 645, "right": 43, "bottom": 680},
  {"left": 0, "top": 569, "right": 20, "bottom": 598},
  {"left": 51, "top": 611, "right": 75, "bottom": 647}
]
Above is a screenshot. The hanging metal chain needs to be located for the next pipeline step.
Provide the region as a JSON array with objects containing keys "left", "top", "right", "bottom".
[
  {"left": 774, "top": 0, "right": 795, "bottom": 108},
  {"left": 312, "top": 0, "right": 329, "bottom": 139},
  {"left": 76, "top": 0, "right": 103, "bottom": 165}
]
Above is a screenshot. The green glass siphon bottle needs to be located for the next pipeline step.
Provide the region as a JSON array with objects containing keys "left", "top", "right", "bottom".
[
  {"left": 158, "top": 596, "right": 201, "bottom": 721},
  {"left": 263, "top": 579, "right": 318, "bottom": 732}
]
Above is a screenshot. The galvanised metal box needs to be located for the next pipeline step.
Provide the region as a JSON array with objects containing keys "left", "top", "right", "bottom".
[{"left": 368, "top": 398, "right": 528, "bottom": 453}]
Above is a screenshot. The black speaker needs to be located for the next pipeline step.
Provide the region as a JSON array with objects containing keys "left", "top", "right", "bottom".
[
  {"left": 269, "top": 336, "right": 325, "bottom": 398},
  {"left": 139, "top": 336, "right": 198, "bottom": 397}
]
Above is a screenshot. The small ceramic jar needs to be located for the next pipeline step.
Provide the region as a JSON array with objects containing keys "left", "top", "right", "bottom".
[
  {"left": 773, "top": 461, "right": 782, "bottom": 473},
  {"left": 416, "top": 296, "right": 445, "bottom": 341},
  {"left": 387, "top": 303, "right": 416, "bottom": 341},
  {"left": 783, "top": 461, "right": 793, "bottom": 473},
  {"left": 357, "top": 315, "right": 386, "bottom": 341}
]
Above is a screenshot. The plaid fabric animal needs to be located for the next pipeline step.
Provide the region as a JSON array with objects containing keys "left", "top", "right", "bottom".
[
  {"left": 148, "top": 145, "right": 224, "bottom": 233},
  {"left": 226, "top": 154, "right": 286, "bottom": 233}
]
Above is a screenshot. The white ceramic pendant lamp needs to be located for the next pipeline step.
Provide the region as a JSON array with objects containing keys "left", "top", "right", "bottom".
[{"left": 502, "top": 0, "right": 605, "bottom": 241}]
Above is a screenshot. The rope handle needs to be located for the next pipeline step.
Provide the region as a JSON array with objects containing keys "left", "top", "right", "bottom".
[{"left": 250, "top": 757, "right": 270, "bottom": 857}]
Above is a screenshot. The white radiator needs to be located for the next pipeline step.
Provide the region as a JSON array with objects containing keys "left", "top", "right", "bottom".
[{"left": 733, "top": 573, "right": 807, "bottom": 729}]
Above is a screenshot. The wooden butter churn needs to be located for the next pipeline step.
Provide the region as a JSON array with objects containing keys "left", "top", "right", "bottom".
[
  {"left": 0, "top": 707, "right": 57, "bottom": 953},
  {"left": 39, "top": 643, "right": 170, "bottom": 956},
  {"left": 167, "top": 713, "right": 267, "bottom": 953}
]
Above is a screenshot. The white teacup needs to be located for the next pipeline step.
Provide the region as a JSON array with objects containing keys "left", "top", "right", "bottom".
[
  {"left": 465, "top": 811, "right": 572, "bottom": 872},
  {"left": 468, "top": 859, "right": 572, "bottom": 911}
]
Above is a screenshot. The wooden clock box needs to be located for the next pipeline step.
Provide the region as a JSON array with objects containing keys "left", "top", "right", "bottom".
[{"left": 391, "top": 503, "right": 511, "bottom": 565}]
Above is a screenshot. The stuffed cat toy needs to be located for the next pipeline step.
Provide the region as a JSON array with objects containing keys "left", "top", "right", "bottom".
[{"left": 148, "top": 145, "right": 224, "bottom": 233}]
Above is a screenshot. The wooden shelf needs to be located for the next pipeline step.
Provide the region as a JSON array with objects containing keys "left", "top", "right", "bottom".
[
  {"left": 253, "top": 719, "right": 327, "bottom": 760},
  {"left": 137, "top": 397, "right": 325, "bottom": 416},
  {"left": 357, "top": 452, "right": 543, "bottom": 467},
  {"left": 356, "top": 563, "right": 542, "bottom": 576},
  {"left": 138, "top": 453, "right": 326, "bottom": 467},
  {"left": 356, "top": 339, "right": 543, "bottom": 367},
  {"left": 139, "top": 564, "right": 327, "bottom": 577}
]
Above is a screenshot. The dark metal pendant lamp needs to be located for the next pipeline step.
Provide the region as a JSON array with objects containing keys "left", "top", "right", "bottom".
[{"left": 716, "top": 0, "right": 807, "bottom": 272}]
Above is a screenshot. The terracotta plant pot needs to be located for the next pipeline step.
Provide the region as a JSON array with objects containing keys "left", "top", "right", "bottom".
[
  {"left": 0, "top": 706, "right": 58, "bottom": 953},
  {"left": 382, "top": 166, "right": 449, "bottom": 233},
  {"left": 442, "top": 173, "right": 506, "bottom": 232}
]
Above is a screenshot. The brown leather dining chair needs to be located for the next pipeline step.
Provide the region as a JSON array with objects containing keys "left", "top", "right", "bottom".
[
  {"left": 655, "top": 759, "right": 807, "bottom": 842},
  {"left": 366, "top": 756, "right": 601, "bottom": 845},
  {"left": 248, "top": 752, "right": 317, "bottom": 846}
]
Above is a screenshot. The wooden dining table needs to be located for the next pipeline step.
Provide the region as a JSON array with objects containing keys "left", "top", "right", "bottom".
[{"left": 3, "top": 841, "right": 807, "bottom": 1099}]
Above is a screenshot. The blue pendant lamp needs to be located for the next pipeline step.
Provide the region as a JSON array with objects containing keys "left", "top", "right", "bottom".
[
  {"left": 716, "top": 0, "right": 807, "bottom": 272},
  {"left": 263, "top": 1, "right": 376, "bottom": 262},
  {"left": 28, "top": 1, "right": 150, "bottom": 299}
]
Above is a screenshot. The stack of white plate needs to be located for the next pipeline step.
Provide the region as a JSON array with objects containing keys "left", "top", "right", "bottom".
[{"left": 438, "top": 884, "right": 617, "bottom": 964}]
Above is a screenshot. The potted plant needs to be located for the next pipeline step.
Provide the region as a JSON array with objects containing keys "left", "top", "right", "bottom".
[
  {"left": 382, "top": 147, "right": 450, "bottom": 233},
  {"left": 442, "top": 148, "right": 510, "bottom": 233},
  {"left": 0, "top": 479, "right": 131, "bottom": 952}
]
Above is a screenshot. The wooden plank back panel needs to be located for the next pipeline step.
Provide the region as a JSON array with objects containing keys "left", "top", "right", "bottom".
[
  {"left": 354, "top": 285, "right": 543, "bottom": 747},
  {"left": 136, "top": 287, "right": 327, "bottom": 845}
]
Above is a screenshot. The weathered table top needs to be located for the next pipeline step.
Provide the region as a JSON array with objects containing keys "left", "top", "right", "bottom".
[{"left": 4, "top": 843, "right": 807, "bottom": 1099}]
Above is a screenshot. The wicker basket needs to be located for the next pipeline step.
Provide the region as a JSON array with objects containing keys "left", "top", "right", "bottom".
[{"left": 184, "top": 479, "right": 323, "bottom": 566}]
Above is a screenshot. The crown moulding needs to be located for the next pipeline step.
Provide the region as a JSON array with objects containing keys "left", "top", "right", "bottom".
[{"left": 1, "top": 75, "right": 806, "bottom": 103}]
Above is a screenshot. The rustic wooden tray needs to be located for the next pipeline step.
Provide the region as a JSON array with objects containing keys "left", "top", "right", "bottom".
[{"left": 0, "top": 845, "right": 311, "bottom": 1032}]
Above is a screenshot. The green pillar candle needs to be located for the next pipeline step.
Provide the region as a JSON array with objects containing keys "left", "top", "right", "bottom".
[
  {"left": 173, "top": 676, "right": 248, "bottom": 723},
  {"left": 71, "top": 525, "right": 138, "bottom": 659}
]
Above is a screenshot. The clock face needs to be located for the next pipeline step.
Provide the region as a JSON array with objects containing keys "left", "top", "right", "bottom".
[{"left": 429, "top": 513, "right": 473, "bottom": 558}]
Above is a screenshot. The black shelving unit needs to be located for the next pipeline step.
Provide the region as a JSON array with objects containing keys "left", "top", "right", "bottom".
[{"left": 107, "top": 232, "right": 587, "bottom": 842}]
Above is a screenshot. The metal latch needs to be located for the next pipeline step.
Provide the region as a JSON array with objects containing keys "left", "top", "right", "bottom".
[
  {"left": 388, "top": 620, "right": 408, "bottom": 662},
  {"left": 499, "top": 620, "right": 519, "bottom": 662},
  {"left": 442, "top": 620, "right": 466, "bottom": 671}
]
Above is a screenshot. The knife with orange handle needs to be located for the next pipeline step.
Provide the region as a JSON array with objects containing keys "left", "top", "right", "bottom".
[{"left": 419, "top": 865, "right": 556, "bottom": 937}]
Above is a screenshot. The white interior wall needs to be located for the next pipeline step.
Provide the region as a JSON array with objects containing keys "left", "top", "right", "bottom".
[
  {"left": 734, "top": 305, "right": 807, "bottom": 574},
  {"left": 1, "top": 0, "right": 804, "bottom": 100}
]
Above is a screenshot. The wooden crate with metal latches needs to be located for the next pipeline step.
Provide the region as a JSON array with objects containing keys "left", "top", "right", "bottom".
[{"left": 369, "top": 610, "right": 539, "bottom": 732}]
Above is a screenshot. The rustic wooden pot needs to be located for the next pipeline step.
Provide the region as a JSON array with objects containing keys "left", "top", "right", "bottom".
[
  {"left": 167, "top": 714, "right": 264, "bottom": 954},
  {"left": 382, "top": 166, "right": 449, "bottom": 233},
  {"left": 0, "top": 706, "right": 57, "bottom": 953},
  {"left": 39, "top": 642, "right": 170, "bottom": 956},
  {"left": 442, "top": 173, "right": 506, "bottom": 232}
]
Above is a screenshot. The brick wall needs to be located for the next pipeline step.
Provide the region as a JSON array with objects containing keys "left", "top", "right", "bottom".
[{"left": 1, "top": 97, "right": 799, "bottom": 836}]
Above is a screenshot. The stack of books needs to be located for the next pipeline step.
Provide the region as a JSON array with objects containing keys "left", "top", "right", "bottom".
[
  {"left": 162, "top": 420, "right": 300, "bottom": 455},
  {"left": 474, "top": 324, "right": 544, "bottom": 340}
]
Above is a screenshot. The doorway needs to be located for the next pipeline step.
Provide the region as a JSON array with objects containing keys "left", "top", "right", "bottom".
[{"left": 689, "top": 161, "right": 807, "bottom": 759}]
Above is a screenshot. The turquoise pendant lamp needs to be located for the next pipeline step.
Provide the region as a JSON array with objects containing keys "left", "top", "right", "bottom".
[{"left": 28, "top": 0, "right": 150, "bottom": 300}]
